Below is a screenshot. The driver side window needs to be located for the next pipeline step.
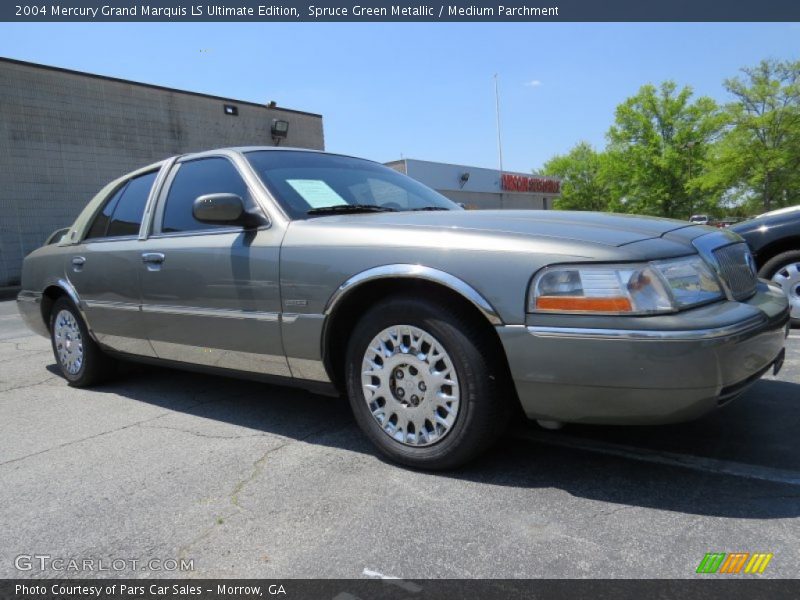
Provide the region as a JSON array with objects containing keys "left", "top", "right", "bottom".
[{"left": 160, "top": 157, "right": 250, "bottom": 234}]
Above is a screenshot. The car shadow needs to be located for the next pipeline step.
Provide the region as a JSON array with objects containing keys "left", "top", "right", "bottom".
[{"left": 49, "top": 361, "right": 800, "bottom": 520}]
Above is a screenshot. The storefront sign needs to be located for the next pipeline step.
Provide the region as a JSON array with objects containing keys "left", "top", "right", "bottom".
[{"left": 501, "top": 173, "right": 560, "bottom": 194}]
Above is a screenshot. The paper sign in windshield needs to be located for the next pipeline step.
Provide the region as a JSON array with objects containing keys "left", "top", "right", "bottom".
[{"left": 287, "top": 179, "right": 347, "bottom": 208}]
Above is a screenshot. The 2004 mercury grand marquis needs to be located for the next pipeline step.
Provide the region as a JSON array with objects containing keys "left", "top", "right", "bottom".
[{"left": 17, "top": 148, "right": 790, "bottom": 468}]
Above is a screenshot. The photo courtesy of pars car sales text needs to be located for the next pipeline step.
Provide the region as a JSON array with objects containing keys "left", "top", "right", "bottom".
[
  {"left": 1, "top": 1, "right": 799, "bottom": 599},
  {"left": 16, "top": 584, "right": 285, "bottom": 596}
]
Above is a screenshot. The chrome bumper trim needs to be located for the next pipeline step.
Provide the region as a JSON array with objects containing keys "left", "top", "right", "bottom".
[
  {"left": 527, "top": 314, "right": 767, "bottom": 341},
  {"left": 16, "top": 290, "right": 42, "bottom": 303}
]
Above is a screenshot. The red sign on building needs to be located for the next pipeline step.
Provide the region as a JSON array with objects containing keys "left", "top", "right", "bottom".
[{"left": 501, "top": 173, "right": 560, "bottom": 194}]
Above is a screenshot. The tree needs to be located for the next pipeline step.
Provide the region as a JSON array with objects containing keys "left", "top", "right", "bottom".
[
  {"left": 605, "top": 81, "right": 725, "bottom": 218},
  {"left": 541, "top": 142, "right": 614, "bottom": 211},
  {"left": 709, "top": 59, "right": 800, "bottom": 212}
]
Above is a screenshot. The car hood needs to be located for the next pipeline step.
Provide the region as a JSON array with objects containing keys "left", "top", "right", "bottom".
[{"left": 305, "top": 210, "right": 697, "bottom": 247}]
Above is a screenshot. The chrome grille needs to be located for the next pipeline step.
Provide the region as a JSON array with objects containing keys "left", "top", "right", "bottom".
[{"left": 713, "top": 243, "right": 757, "bottom": 301}]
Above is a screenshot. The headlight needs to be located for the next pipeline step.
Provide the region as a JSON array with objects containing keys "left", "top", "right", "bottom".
[
  {"left": 529, "top": 256, "right": 724, "bottom": 315},
  {"left": 650, "top": 256, "right": 724, "bottom": 308}
]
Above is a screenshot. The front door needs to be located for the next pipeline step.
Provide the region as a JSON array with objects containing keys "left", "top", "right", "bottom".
[
  {"left": 138, "top": 156, "right": 287, "bottom": 376},
  {"left": 67, "top": 169, "right": 159, "bottom": 356}
]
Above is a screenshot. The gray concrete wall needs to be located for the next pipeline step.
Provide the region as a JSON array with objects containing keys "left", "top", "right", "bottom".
[
  {"left": 0, "top": 58, "right": 324, "bottom": 286},
  {"left": 386, "top": 158, "right": 558, "bottom": 212},
  {"left": 440, "top": 190, "right": 552, "bottom": 210}
]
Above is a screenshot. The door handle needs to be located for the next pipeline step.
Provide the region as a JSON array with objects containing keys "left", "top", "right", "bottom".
[
  {"left": 141, "top": 253, "right": 165, "bottom": 264},
  {"left": 141, "top": 253, "right": 165, "bottom": 271},
  {"left": 71, "top": 256, "right": 86, "bottom": 271}
]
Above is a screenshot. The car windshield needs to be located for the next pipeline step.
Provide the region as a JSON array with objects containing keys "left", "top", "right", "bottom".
[{"left": 245, "top": 150, "right": 459, "bottom": 219}]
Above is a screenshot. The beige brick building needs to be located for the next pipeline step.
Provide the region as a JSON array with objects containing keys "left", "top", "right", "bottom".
[{"left": 0, "top": 57, "right": 324, "bottom": 286}]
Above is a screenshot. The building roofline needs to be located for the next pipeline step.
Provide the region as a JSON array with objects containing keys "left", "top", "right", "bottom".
[
  {"left": 0, "top": 56, "right": 323, "bottom": 119},
  {"left": 392, "top": 157, "right": 559, "bottom": 180}
]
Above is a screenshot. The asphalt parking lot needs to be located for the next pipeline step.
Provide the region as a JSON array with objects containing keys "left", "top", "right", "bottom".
[{"left": 0, "top": 298, "right": 798, "bottom": 579}]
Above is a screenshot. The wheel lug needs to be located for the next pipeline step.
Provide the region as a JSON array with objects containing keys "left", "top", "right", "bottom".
[
  {"left": 395, "top": 370, "right": 404, "bottom": 379},
  {"left": 418, "top": 382, "right": 426, "bottom": 391},
  {"left": 411, "top": 395, "right": 419, "bottom": 405},
  {"left": 396, "top": 388, "right": 405, "bottom": 398}
]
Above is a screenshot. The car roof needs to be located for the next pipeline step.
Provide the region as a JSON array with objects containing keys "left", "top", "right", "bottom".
[
  {"left": 756, "top": 204, "right": 800, "bottom": 219},
  {"left": 179, "top": 146, "right": 379, "bottom": 165}
]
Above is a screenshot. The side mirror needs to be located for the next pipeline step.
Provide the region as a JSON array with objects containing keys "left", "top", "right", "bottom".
[
  {"left": 192, "top": 193, "right": 269, "bottom": 229},
  {"left": 193, "top": 193, "right": 245, "bottom": 224}
]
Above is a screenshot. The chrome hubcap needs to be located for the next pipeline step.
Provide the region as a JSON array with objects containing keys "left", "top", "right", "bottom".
[
  {"left": 54, "top": 309, "right": 84, "bottom": 375},
  {"left": 361, "top": 325, "right": 460, "bottom": 447},
  {"left": 771, "top": 262, "right": 800, "bottom": 320}
]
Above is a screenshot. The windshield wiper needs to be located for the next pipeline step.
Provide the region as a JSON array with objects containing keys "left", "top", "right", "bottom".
[
  {"left": 307, "top": 204, "right": 396, "bottom": 215},
  {"left": 410, "top": 206, "right": 450, "bottom": 211}
]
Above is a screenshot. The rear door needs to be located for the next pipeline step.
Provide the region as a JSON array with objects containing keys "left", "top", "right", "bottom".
[
  {"left": 138, "top": 155, "right": 288, "bottom": 376},
  {"left": 67, "top": 169, "right": 159, "bottom": 356}
]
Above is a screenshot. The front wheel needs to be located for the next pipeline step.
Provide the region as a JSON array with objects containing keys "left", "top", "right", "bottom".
[
  {"left": 758, "top": 250, "right": 800, "bottom": 327},
  {"left": 345, "top": 296, "right": 509, "bottom": 469},
  {"left": 50, "top": 297, "right": 116, "bottom": 386}
]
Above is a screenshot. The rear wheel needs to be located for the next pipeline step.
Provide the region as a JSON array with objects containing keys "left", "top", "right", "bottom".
[
  {"left": 345, "top": 295, "right": 509, "bottom": 469},
  {"left": 50, "top": 297, "right": 116, "bottom": 386},
  {"left": 758, "top": 250, "right": 800, "bottom": 326}
]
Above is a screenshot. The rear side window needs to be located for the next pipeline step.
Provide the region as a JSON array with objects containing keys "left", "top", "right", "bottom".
[
  {"left": 161, "top": 158, "right": 249, "bottom": 233},
  {"left": 85, "top": 171, "right": 157, "bottom": 240},
  {"left": 85, "top": 185, "right": 127, "bottom": 239}
]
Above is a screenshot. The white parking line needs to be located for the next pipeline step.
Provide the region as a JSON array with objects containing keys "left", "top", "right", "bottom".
[
  {"left": 516, "top": 429, "right": 800, "bottom": 486},
  {"left": 362, "top": 569, "right": 421, "bottom": 592}
]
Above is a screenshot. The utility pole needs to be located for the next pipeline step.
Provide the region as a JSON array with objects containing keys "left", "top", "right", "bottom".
[{"left": 494, "top": 74, "right": 504, "bottom": 174}]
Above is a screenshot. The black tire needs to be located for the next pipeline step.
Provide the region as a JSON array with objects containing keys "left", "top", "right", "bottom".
[
  {"left": 345, "top": 295, "right": 510, "bottom": 469},
  {"left": 758, "top": 250, "right": 800, "bottom": 327},
  {"left": 49, "top": 297, "right": 116, "bottom": 386}
]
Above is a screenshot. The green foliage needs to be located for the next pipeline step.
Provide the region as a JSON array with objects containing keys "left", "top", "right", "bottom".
[
  {"left": 706, "top": 59, "right": 800, "bottom": 212},
  {"left": 537, "top": 59, "right": 800, "bottom": 218},
  {"left": 605, "top": 81, "right": 725, "bottom": 218},
  {"left": 542, "top": 142, "right": 611, "bottom": 211}
]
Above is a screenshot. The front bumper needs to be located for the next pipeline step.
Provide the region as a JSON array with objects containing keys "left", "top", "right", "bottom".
[{"left": 498, "top": 282, "right": 790, "bottom": 425}]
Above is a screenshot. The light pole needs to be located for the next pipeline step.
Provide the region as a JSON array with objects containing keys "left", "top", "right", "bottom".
[{"left": 494, "top": 74, "right": 504, "bottom": 174}]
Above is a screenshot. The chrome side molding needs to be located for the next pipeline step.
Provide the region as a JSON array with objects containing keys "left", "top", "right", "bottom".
[
  {"left": 140, "top": 304, "right": 280, "bottom": 321},
  {"left": 527, "top": 314, "right": 766, "bottom": 341},
  {"left": 149, "top": 340, "right": 292, "bottom": 377}
]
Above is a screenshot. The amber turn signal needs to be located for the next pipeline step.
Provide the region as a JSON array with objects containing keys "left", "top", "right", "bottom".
[{"left": 535, "top": 296, "right": 633, "bottom": 312}]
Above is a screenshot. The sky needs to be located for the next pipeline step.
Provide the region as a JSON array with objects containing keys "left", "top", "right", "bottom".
[{"left": 0, "top": 22, "right": 798, "bottom": 173}]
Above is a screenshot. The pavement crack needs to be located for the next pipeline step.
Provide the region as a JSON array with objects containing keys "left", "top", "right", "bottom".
[
  {"left": 177, "top": 423, "right": 349, "bottom": 562},
  {"left": 0, "top": 350, "right": 50, "bottom": 364},
  {"left": 0, "top": 374, "right": 59, "bottom": 393},
  {"left": 588, "top": 505, "right": 637, "bottom": 520},
  {"left": 228, "top": 421, "right": 350, "bottom": 511},
  {"left": 136, "top": 423, "right": 270, "bottom": 440},
  {"left": 0, "top": 393, "right": 228, "bottom": 468}
]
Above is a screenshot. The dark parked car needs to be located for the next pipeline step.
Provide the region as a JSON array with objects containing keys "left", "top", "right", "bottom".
[{"left": 733, "top": 205, "right": 800, "bottom": 326}]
